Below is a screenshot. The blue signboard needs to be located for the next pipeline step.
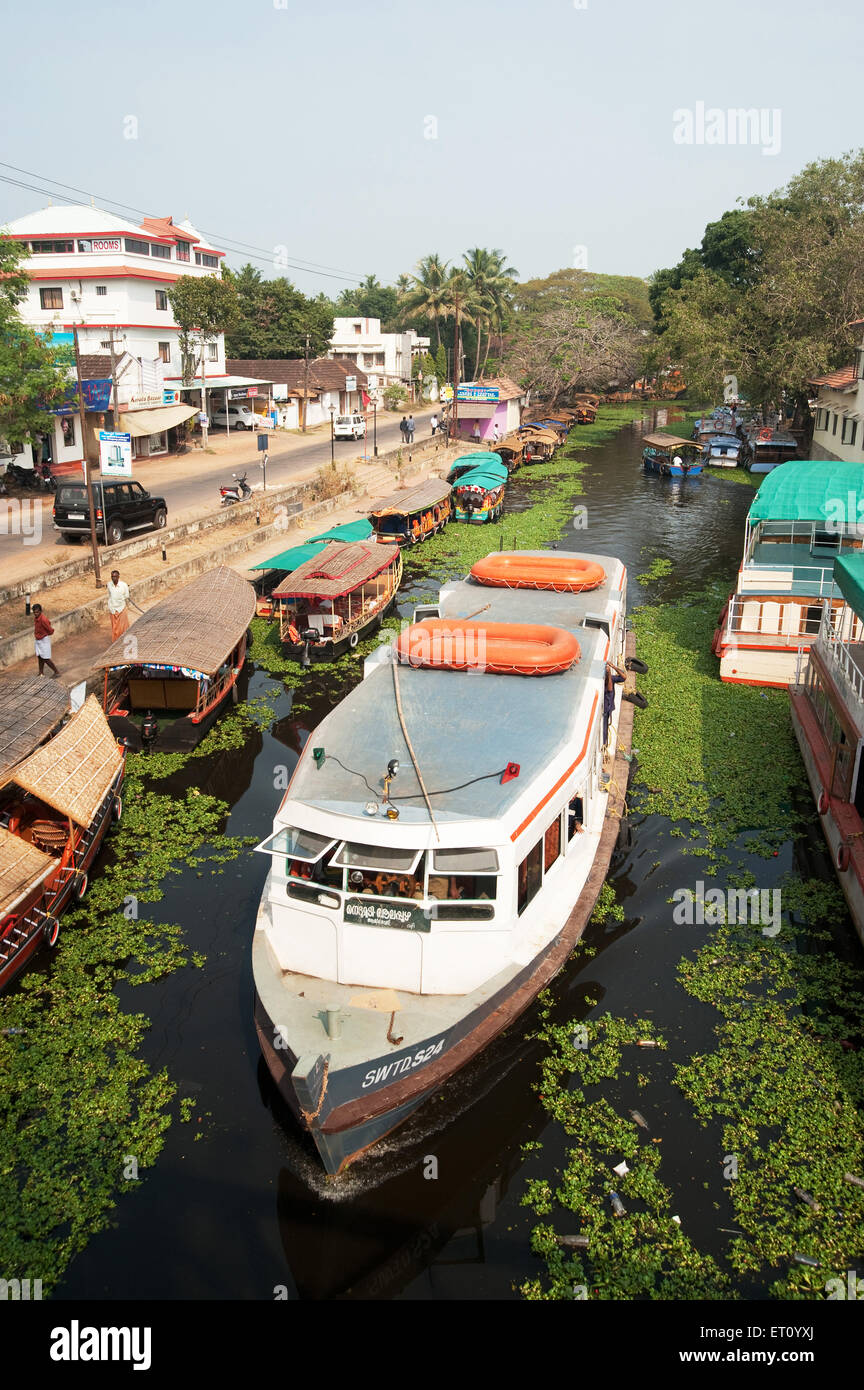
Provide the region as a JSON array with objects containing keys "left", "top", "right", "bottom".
[
  {"left": 53, "top": 379, "right": 113, "bottom": 415},
  {"left": 456, "top": 386, "right": 499, "bottom": 403}
]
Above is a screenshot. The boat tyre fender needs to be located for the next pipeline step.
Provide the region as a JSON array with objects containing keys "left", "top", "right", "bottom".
[
  {"left": 625, "top": 690, "right": 649, "bottom": 709},
  {"left": 73, "top": 871, "right": 88, "bottom": 902},
  {"left": 111, "top": 795, "right": 123, "bottom": 823},
  {"left": 837, "top": 844, "right": 851, "bottom": 872},
  {"left": 626, "top": 657, "right": 648, "bottom": 675},
  {"left": 349, "top": 632, "right": 359, "bottom": 649},
  {"left": 817, "top": 789, "right": 829, "bottom": 815},
  {"left": 617, "top": 819, "right": 633, "bottom": 851},
  {"left": 43, "top": 915, "right": 60, "bottom": 947}
]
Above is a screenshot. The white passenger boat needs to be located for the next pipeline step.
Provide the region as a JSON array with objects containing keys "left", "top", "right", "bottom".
[{"left": 251, "top": 550, "right": 637, "bottom": 1173}]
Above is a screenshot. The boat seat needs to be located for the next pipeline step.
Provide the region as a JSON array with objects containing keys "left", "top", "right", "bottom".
[{"left": 30, "top": 819, "right": 68, "bottom": 853}]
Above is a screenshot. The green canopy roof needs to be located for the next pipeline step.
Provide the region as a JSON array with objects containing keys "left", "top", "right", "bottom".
[
  {"left": 448, "top": 456, "right": 509, "bottom": 485},
  {"left": 251, "top": 541, "right": 326, "bottom": 572},
  {"left": 310, "top": 519, "right": 373, "bottom": 544},
  {"left": 748, "top": 461, "right": 864, "bottom": 523},
  {"left": 834, "top": 553, "right": 864, "bottom": 618},
  {"left": 453, "top": 465, "right": 509, "bottom": 490}
]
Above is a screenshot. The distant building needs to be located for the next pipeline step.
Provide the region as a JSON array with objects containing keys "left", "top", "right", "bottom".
[
  {"left": 226, "top": 358, "right": 368, "bottom": 428},
  {"left": 329, "top": 317, "right": 430, "bottom": 399},
  {"left": 452, "top": 377, "right": 527, "bottom": 441},
  {"left": 809, "top": 319, "right": 864, "bottom": 463}
]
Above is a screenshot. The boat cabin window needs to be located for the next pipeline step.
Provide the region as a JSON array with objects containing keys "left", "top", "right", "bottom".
[
  {"left": 517, "top": 839, "right": 543, "bottom": 915},
  {"left": 333, "top": 842, "right": 423, "bottom": 874},
  {"left": 544, "top": 817, "right": 562, "bottom": 871},
  {"left": 346, "top": 854, "right": 427, "bottom": 901},
  {"left": 428, "top": 846, "right": 499, "bottom": 907},
  {"left": 567, "top": 796, "right": 584, "bottom": 840},
  {"left": 432, "top": 848, "right": 499, "bottom": 874},
  {"left": 255, "top": 826, "right": 336, "bottom": 862}
]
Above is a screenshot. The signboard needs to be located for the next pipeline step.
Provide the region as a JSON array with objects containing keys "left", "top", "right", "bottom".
[
  {"left": 345, "top": 375, "right": 357, "bottom": 392},
  {"left": 440, "top": 385, "right": 454, "bottom": 402},
  {"left": 77, "top": 238, "right": 121, "bottom": 254},
  {"left": 257, "top": 433, "right": 268, "bottom": 452},
  {"left": 228, "top": 388, "right": 248, "bottom": 401},
  {"left": 456, "top": 385, "right": 499, "bottom": 403},
  {"left": 98, "top": 430, "right": 132, "bottom": 477},
  {"left": 247, "top": 386, "right": 258, "bottom": 398},
  {"left": 162, "top": 388, "right": 181, "bottom": 405},
  {"left": 272, "top": 384, "right": 289, "bottom": 401},
  {"left": 198, "top": 412, "right": 209, "bottom": 426},
  {"left": 128, "top": 391, "right": 163, "bottom": 410},
  {"left": 343, "top": 897, "right": 432, "bottom": 932},
  {"left": 54, "top": 379, "right": 113, "bottom": 415},
  {"left": 366, "top": 375, "right": 379, "bottom": 390}
]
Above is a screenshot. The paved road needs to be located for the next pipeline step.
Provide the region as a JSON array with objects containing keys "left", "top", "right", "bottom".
[{"left": 1, "top": 407, "right": 437, "bottom": 581}]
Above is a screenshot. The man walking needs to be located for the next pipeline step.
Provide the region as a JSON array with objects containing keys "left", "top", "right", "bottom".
[
  {"left": 472, "top": 420, "right": 481, "bottom": 444},
  {"left": 106, "top": 569, "right": 141, "bottom": 641},
  {"left": 399, "top": 416, "right": 408, "bottom": 444},
  {"left": 33, "top": 604, "right": 59, "bottom": 678},
  {"left": 406, "top": 415, "right": 415, "bottom": 444}
]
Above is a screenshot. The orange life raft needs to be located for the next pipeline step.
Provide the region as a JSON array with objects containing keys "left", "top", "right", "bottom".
[
  {"left": 470, "top": 553, "right": 605, "bottom": 593},
  {"left": 396, "top": 620, "right": 581, "bottom": 676}
]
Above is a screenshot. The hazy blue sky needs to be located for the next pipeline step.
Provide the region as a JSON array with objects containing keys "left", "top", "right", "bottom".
[{"left": 1, "top": 0, "right": 861, "bottom": 293}]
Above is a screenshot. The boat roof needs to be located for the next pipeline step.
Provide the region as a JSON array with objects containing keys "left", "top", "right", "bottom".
[
  {"left": 833, "top": 553, "right": 864, "bottom": 619},
  {"left": 0, "top": 677, "right": 69, "bottom": 787},
  {"left": 310, "top": 518, "right": 373, "bottom": 544},
  {"left": 251, "top": 541, "right": 327, "bottom": 573},
  {"left": 0, "top": 825, "right": 55, "bottom": 918},
  {"left": 283, "top": 551, "right": 624, "bottom": 834},
  {"left": 516, "top": 427, "right": 558, "bottom": 442},
  {"left": 272, "top": 542, "right": 399, "bottom": 599},
  {"left": 748, "top": 461, "right": 862, "bottom": 523},
  {"left": 642, "top": 433, "right": 700, "bottom": 449},
  {"left": 93, "top": 565, "right": 256, "bottom": 675},
  {"left": 452, "top": 461, "right": 509, "bottom": 489},
  {"left": 10, "top": 696, "right": 123, "bottom": 827},
  {"left": 368, "top": 479, "right": 451, "bottom": 516}
]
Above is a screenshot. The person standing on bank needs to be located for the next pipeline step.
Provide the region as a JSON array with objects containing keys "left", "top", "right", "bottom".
[
  {"left": 406, "top": 415, "right": 415, "bottom": 444},
  {"left": 106, "top": 569, "right": 142, "bottom": 642},
  {"left": 399, "top": 416, "right": 408, "bottom": 443},
  {"left": 430, "top": 412, "right": 439, "bottom": 436},
  {"left": 33, "top": 604, "right": 59, "bottom": 678}
]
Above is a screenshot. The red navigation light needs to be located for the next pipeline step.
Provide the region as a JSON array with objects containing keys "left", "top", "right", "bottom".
[{"left": 502, "top": 762, "right": 520, "bottom": 784}]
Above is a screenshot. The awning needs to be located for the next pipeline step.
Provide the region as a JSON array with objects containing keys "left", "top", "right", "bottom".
[
  {"left": 748, "top": 461, "right": 864, "bottom": 523},
  {"left": 118, "top": 403, "right": 198, "bottom": 436},
  {"left": 175, "top": 375, "right": 274, "bottom": 393},
  {"left": 251, "top": 541, "right": 327, "bottom": 572},
  {"left": 834, "top": 554, "right": 864, "bottom": 618},
  {"left": 0, "top": 826, "right": 55, "bottom": 918}
]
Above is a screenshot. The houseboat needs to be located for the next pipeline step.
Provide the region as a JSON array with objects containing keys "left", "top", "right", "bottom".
[
  {"left": 516, "top": 428, "right": 558, "bottom": 463},
  {"left": 251, "top": 520, "right": 373, "bottom": 619},
  {"left": 369, "top": 480, "right": 451, "bottom": 545},
  {"left": 641, "top": 434, "right": 704, "bottom": 477},
  {"left": 0, "top": 696, "right": 124, "bottom": 991},
  {"left": 492, "top": 435, "right": 525, "bottom": 472},
  {"left": 703, "top": 433, "right": 743, "bottom": 467},
  {"left": 447, "top": 452, "right": 505, "bottom": 485},
  {"left": 251, "top": 548, "right": 637, "bottom": 1173},
  {"left": 273, "top": 541, "right": 403, "bottom": 661},
  {"left": 790, "top": 552, "right": 864, "bottom": 949},
  {"left": 450, "top": 459, "right": 508, "bottom": 524},
  {"left": 94, "top": 565, "right": 256, "bottom": 751},
  {"left": 740, "top": 426, "right": 799, "bottom": 473},
  {"left": 713, "top": 461, "right": 864, "bottom": 687},
  {"left": 0, "top": 677, "right": 69, "bottom": 783}
]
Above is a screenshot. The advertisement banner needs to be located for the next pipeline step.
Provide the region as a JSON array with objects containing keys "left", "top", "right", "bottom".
[
  {"left": 98, "top": 431, "right": 132, "bottom": 477},
  {"left": 456, "top": 385, "right": 499, "bottom": 403}
]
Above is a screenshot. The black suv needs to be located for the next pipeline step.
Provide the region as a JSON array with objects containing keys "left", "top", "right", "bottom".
[{"left": 53, "top": 478, "right": 168, "bottom": 546}]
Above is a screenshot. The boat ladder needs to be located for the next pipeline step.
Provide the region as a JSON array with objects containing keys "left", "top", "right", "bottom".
[{"left": 0, "top": 903, "right": 49, "bottom": 966}]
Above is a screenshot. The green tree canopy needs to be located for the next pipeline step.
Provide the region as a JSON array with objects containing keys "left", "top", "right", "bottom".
[
  {"left": 0, "top": 237, "right": 69, "bottom": 448},
  {"left": 223, "top": 264, "right": 334, "bottom": 360}
]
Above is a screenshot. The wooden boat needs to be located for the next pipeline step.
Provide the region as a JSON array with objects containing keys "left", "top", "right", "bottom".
[
  {"left": 0, "top": 696, "right": 125, "bottom": 991},
  {"left": 470, "top": 552, "right": 605, "bottom": 593},
  {"left": 0, "top": 677, "right": 69, "bottom": 783},
  {"left": 446, "top": 452, "right": 505, "bottom": 484},
  {"left": 515, "top": 427, "right": 558, "bottom": 463},
  {"left": 94, "top": 565, "right": 256, "bottom": 751},
  {"left": 396, "top": 620, "right": 581, "bottom": 675},
  {"left": 251, "top": 520, "right": 373, "bottom": 619},
  {"left": 451, "top": 459, "right": 508, "bottom": 524},
  {"left": 492, "top": 435, "right": 524, "bottom": 472},
  {"left": 274, "top": 542, "right": 402, "bottom": 660},
  {"left": 251, "top": 549, "right": 635, "bottom": 1172},
  {"left": 740, "top": 427, "right": 799, "bottom": 473},
  {"left": 369, "top": 479, "right": 451, "bottom": 546},
  {"left": 641, "top": 433, "right": 704, "bottom": 477}
]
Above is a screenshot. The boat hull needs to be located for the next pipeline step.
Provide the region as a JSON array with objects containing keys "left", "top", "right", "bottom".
[{"left": 283, "top": 597, "right": 396, "bottom": 663}]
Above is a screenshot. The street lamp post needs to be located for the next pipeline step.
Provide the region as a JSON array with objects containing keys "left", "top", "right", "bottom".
[
  {"left": 329, "top": 406, "right": 336, "bottom": 470},
  {"left": 373, "top": 402, "right": 378, "bottom": 457}
]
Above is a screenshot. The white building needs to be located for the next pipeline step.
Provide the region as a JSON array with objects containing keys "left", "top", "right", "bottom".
[
  {"left": 329, "top": 317, "right": 431, "bottom": 400},
  {"left": 809, "top": 319, "right": 864, "bottom": 464},
  {"left": 2, "top": 204, "right": 264, "bottom": 467}
]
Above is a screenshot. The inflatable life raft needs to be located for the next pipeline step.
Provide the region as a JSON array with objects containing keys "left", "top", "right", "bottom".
[
  {"left": 470, "top": 553, "right": 605, "bottom": 593},
  {"left": 395, "top": 620, "right": 581, "bottom": 676}
]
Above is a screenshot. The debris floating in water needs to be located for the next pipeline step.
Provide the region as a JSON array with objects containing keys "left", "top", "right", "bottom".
[
  {"left": 793, "top": 1186, "right": 821, "bottom": 1212},
  {"left": 629, "top": 1109, "right": 649, "bottom": 1130},
  {"left": 556, "top": 1233, "right": 590, "bottom": 1249},
  {"left": 612, "top": 1160, "right": 630, "bottom": 1177},
  {"left": 609, "top": 1191, "right": 626, "bottom": 1217},
  {"left": 793, "top": 1253, "right": 820, "bottom": 1268}
]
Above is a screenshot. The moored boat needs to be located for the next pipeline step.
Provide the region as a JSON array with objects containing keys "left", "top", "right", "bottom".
[
  {"left": 703, "top": 433, "right": 743, "bottom": 467},
  {"left": 741, "top": 427, "right": 799, "bottom": 473},
  {"left": 450, "top": 458, "right": 508, "bottom": 524},
  {"left": 369, "top": 479, "right": 451, "bottom": 545},
  {"left": 273, "top": 541, "right": 402, "bottom": 661},
  {"left": 0, "top": 696, "right": 125, "bottom": 991},
  {"left": 251, "top": 520, "right": 374, "bottom": 619},
  {"left": 93, "top": 565, "right": 256, "bottom": 751},
  {"left": 514, "top": 427, "right": 558, "bottom": 463},
  {"left": 251, "top": 548, "right": 636, "bottom": 1173},
  {"left": 641, "top": 433, "right": 704, "bottom": 477}
]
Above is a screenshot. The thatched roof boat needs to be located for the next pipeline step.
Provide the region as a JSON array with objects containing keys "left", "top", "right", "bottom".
[
  {"left": 0, "top": 677, "right": 69, "bottom": 786},
  {"left": 11, "top": 695, "right": 124, "bottom": 827}
]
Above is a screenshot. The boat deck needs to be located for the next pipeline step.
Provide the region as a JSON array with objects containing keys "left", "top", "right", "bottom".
[{"left": 745, "top": 541, "right": 840, "bottom": 595}]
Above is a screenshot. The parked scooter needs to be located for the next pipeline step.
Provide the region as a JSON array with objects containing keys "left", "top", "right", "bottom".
[
  {"left": 33, "top": 460, "right": 56, "bottom": 491},
  {"left": 219, "top": 471, "right": 252, "bottom": 506}
]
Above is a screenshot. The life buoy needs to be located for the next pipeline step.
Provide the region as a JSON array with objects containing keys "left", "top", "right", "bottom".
[
  {"left": 817, "top": 789, "right": 829, "bottom": 814},
  {"left": 349, "top": 632, "right": 359, "bottom": 649},
  {"left": 758, "top": 427, "right": 772, "bottom": 441},
  {"left": 837, "top": 844, "right": 851, "bottom": 872},
  {"left": 112, "top": 795, "right": 123, "bottom": 823},
  {"left": 396, "top": 620, "right": 581, "bottom": 676},
  {"left": 73, "top": 871, "right": 88, "bottom": 901},
  {"left": 43, "top": 915, "right": 60, "bottom": 947},
  {"left": 471, "top": 553, "right": 606, "bottom": 593}
]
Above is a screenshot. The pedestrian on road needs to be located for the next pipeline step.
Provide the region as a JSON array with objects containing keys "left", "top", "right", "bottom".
[
  {"left": 33, "top": 604, "right": 59, "bottom": 678},
  {"left": 399, "top": 416, "right": 408, "bottom": 443},
  {"left": 430, "top": 412, "right": 439, "bottom": 436},
  {"left": 107, "top": 569, "right": 142, "bottom": 642},
  {"left": 406, "top": 415, "right": 415, "bottom": 444},
  {"left": 492, "top": 423, "right": 501, "bottom": 442}
]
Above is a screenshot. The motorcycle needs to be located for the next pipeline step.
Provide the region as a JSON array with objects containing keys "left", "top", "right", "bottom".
[
  {"left": 219, "top": 471, "right": 252, "bottom": 506},
  {"left": 33, "top": 460, "right": 56, "bottom": 492}
]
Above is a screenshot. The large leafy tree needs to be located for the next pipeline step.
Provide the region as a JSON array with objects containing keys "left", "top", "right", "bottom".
[
  {"left": 0, "top": 236, "right": 69, "bottom": 449},
  {"left": 168, "top": 272, "right": 239, "bottom": 383},
  {"left": 517, "top": 268, "right": 654, "bottom": 333},
  {"left": 400, "top": 253, "right": 451, "bottom": 348},
  {"left": 504, "top": 292, "right": 644, "bottom": 405},
  {"left": 462, "top": 247, "right": 519, "bottom": 377},
  {"left": 223, "top": 264, "right": 334, "bottom": 359}
]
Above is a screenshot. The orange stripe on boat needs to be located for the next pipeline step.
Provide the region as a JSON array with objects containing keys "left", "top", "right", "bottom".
[
  {"left": 511, "top": 693, "right": 599, "bottom": 841},
  {"left": 396, "top": 621, "right": 581, "bottom": 676},
  {"left": 470, "top": 553, "right": 605, "bottom": 593}
]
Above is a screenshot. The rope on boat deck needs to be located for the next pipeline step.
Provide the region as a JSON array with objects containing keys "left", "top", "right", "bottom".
[{"left": 392, "top": 656, "right": 441, "bottom": 842}]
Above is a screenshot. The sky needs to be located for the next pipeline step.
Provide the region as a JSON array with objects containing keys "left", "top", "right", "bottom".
[{"left": 1, "top": 0, "right": 862, "bottom": 295}]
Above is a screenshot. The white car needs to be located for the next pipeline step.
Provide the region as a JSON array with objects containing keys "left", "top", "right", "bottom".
[
  {"left": 210, "top": 405, "right": 274, "bottom": 431},
  {"left": 333, "top": 413, "right": 366, "bottom": 440}
]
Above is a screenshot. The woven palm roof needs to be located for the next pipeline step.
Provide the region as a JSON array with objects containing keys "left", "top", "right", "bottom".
[
  {"left": 92, "top": 566, "right": 256, "bottom": 675},
  {"left": 0, "top": 677, "right": 69, "bottom": 787},
  {"left": 368, "top": 479, "right": 452, "bottom": 516},
  {"left": 11, "top": 696, "right": 123, "bottom": 827},
  {"left": 0, "top": 826, "right": 55, "bottom": 917},
  {"left": 495, "top": 434, "right": 524, "bottom": 454},
  {"left": 273, "top": 543, "right": 400, "bottom": 599},
  {"left": 518, "top": 428, "right": 559, "bottom": 444},
  {"left": 642, "top": 433, "right": 701, "bottom": 449}
]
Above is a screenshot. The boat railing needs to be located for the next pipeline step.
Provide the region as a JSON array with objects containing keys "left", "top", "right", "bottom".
[
  {"left": 725, "top": 594, "right": 827, "bottom": 640},
  {"left": 817, "top": 607, "right": 864, "bottom": 706}
]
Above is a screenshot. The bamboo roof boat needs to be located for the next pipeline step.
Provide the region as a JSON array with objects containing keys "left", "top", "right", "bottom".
[
  {"left": 0, "top": 696, "right": 125, "bottom": 991},
  {"left": 641, "top": 433, "right": 704, "bottom": 477},
  {"left": 368, "top": 479, "right": 452, "bottom": 546},
  {"left": 93, "top": 565, "right": 256, "bottom": 751},
  {"left": 0, "top": 677, "right": 69, "bottom": 786},
  {"left": 273, "top": 542, "right": 402, "bottom": 661},
  {"left": 250, "top": 520, "right": 374, "bottom": 618},
  {"left": 493, "top": 434, "right": 525, "bottom": 469}
]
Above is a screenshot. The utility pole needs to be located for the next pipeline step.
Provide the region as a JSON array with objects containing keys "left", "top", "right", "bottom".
[
  {"left": 107, "top": 330, "right": 121, "bottom": 427},
  {"left": 73, "top": 325, "right": 103, "bottom": 586},
  {"left": 200, "top": 332, "right": 208, "bottom": 449},
  {"left": 302, "top": 333, "right": 310, "bottom": 433},
  {"left": 452, "top": 291, "right": 461, "bottom": 442}
]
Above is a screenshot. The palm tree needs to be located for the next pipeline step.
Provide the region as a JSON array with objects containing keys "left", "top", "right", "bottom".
[
  {"left": 400, "top": 253, "right": 450, "bottom": 348},
  {"left": 462, "top": 248, "right": 519, "bottom": 377},
  {"left": 439, "top": 269, "right": 481, "bottom": 389}
]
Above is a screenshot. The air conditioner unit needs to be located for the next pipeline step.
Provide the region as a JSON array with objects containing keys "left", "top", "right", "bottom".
[{"left": 70, "top": 291, "right": 82, "bottom": 302}]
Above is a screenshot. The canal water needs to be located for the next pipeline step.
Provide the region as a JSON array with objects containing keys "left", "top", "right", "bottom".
[{"left": 56, "top": 417, "right": 811, "bottom": 1301}]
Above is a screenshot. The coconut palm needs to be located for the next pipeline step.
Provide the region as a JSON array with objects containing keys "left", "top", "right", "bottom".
[
  {"left": 438, "top": 269, "right": 482, "bottom": 385},
  {"left": 463, "top": 248, "right": 519, "bottom": 377},
  {"left": 400, "top": 253, "right": 450, "bottom": 348}
]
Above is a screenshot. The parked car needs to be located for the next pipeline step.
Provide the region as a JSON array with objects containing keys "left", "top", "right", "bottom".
[
  {"left": 333, "top": 413, "right": 367, "bottom": 440},
  {"left": 53, "top": 478, "right": 168, "bottom": 546},
  {"left": 210, "top": 405, "right": 273, "bottom": 431}
]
